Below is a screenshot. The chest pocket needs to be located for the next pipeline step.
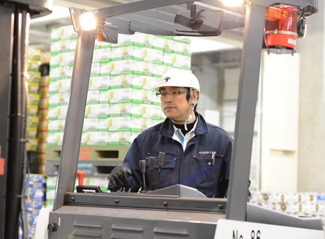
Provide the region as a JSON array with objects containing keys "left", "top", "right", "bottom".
[
  {"left": 145, "top": 153, "right": 177, "bottom": 168},
  {"left": 145, "top": 155, "right": 177, "bottom": 169},
  {"left": 197, "top": 154, "right": 223, "bottom": 167},
  {"left": 155, "top": 157, "right": 176, "bottom": 169},
  {"left": 195, "top": 154, "right": 224, "bottom": 191}
]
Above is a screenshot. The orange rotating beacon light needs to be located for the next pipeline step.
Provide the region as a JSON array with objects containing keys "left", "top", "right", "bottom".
[{"left": 265, "top": 5, "right": 299, "bottom": 50}]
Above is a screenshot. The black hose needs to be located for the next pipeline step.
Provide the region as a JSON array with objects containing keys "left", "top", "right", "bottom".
[
  {"left": 5, "top": 8, "right": 29, "bottom": 239},
  {"left": 20, "top": 10, "right": 30, "bottom": 239}
]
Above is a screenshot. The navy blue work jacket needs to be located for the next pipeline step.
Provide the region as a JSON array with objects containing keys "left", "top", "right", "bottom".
[{"left": 110, "top": 113, "right": 233, "bottom": 198}]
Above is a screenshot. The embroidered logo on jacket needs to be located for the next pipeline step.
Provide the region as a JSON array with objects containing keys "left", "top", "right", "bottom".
[{"left": 199, "top": 151, "right": 216, "bottom": 155}]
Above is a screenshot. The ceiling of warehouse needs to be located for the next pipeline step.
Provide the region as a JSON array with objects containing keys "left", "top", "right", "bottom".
[{"left": 29, "top": 0, "right": 243, "bottom": 52}]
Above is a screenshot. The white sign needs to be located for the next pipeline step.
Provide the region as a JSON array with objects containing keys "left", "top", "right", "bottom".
[{"left": 214, "top": 219, "right": 324, "bottom": 239}]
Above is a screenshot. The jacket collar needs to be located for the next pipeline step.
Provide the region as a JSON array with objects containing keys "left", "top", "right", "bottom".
[{"left": 160, "top": 112, "right": 208, "bottom": 138}]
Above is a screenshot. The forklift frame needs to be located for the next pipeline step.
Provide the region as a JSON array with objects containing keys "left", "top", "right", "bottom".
[{"left": 53, "top": 0, "right": 318, "bottom": 221}]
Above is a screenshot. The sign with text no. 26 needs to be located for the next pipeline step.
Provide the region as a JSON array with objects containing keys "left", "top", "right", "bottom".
[{"left": 214, "top": 219, "right": 324, "bottom": 239}]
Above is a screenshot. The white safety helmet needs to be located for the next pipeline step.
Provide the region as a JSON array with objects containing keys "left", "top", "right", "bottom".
[{"left": 155, "top": 68, "right": 200, "bottom": 93}]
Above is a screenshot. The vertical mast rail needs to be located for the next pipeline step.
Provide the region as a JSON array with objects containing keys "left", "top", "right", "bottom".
[
  {"left": 226, "top": 2, "right": 266, "bottom": 221},
  {"left": 0, "top": 5, "right": 15, "bottom": 238},
  {"left": 53, "top": 29, "right": 96, "bottom": 210}
]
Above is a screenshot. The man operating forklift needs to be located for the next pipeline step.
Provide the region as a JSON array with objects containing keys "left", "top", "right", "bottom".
[{"left": 109, "top": 68, "right": 233, "bottom": 198}]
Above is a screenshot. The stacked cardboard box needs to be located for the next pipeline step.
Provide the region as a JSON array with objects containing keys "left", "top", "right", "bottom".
[
  {"left": 47, "top": 25, "right": 192, "bottom": 146},
  {"left": 25, "top": 49, "right": 51, "bottom": 174},
  {"left": 38, "top": 53, "right": 50, "bottom": 174},
  {"left": 250, "top": 191, "right": 325, "bottom": 217},
  {"left": 24, "top": 174, "right": 46, "bottom": 238},
  {"left": 26, "top": 49, "right": 42, "bottom": 152}
]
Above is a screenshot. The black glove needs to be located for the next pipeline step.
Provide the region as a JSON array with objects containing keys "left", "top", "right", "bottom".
[
  {"left": 109, "top": 166, "right": 132, "bottom": 190},
  {"left": 247, "top": 180, "right": 252, "bottom": 201}
]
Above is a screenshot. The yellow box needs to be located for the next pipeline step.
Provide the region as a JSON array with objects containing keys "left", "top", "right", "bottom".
[
  {"left": 27, "top": 126, "right": 38, "bottom": 138},
  {"left": 40, "top": 76, "right": 50, "bottom": 87},
  {"left": 39, "top": 98, "right": 49, "bottom": 110},
  {"left": 39, "top": 88, "right": 49, "bottom": 98},
  {"left": 28, "top": 104, "right": 39, "bottom": 116},
  {"left": 38, "top": 120, "right": 48, "bottom": 131},
  {"left": 26, "top": 138, "right": 38, "bottom": 151},
  {"left": 38, "top": 143, "right": 48, "bottom": 154},
  {"left": 38, "top": 132, "right": 48, "bottom": 143},
  {"left": 38, "top": 109, "right": 48, "bottom": 120},
  {"left": 28, "top": 82, "right": 39, "bottom": 94}
]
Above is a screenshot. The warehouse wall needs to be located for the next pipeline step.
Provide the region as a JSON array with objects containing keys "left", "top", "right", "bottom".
[
  {"left": 297, "top": 1, "right": 325, "bottom": 192},
  {"left": 260, "top": 52, "right": 300, "bottom": 192}
]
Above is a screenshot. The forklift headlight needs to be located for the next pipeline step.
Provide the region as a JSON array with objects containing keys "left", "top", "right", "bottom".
[{"left": 79, "top": 12, "right": 97, "bottom": 31}]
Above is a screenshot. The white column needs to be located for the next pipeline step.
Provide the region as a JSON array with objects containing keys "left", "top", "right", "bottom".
[
  {"left": 260, "top": 52, "right": 300, "bottom": 192},
  {"left": 297, "top": 1, "right": 325, "bottom": 192}
]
